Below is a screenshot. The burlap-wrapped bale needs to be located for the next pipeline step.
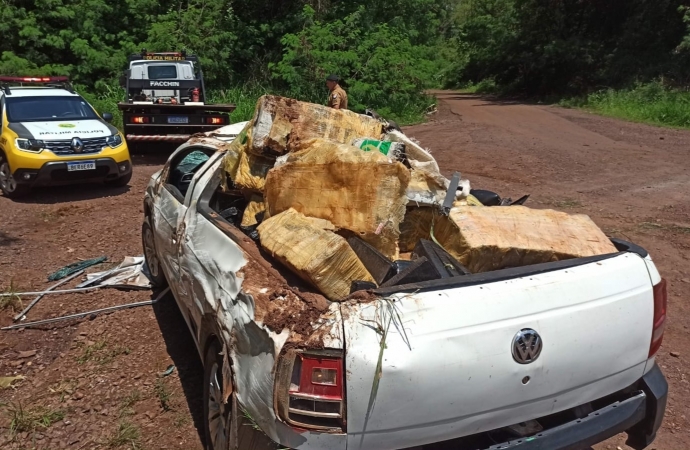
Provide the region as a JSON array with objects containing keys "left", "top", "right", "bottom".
[
  {"left": 264, "top": 139, "right": 410, "bottom": 259},
  {"left": 432, "top": 206, "right": 618, "bottom": 273},
  {"left": 257, "top": 209, "right": 375, "bottom": 301},
  {"left": 221, "top": 122, "right": 275, "bottom": 192},
  {"left": 241, "top": 194, "right": 266, "bottom": 228},
  {"left": 399, "top": 207, "right": 436, "bottom": 253},
  {"left": 250, "top": 95, "right": 383, "bottom": 156}
]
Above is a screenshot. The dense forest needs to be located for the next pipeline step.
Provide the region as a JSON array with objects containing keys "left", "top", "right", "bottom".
[{"left": 3, "top": 0, "right": 690, "bottom": 124}]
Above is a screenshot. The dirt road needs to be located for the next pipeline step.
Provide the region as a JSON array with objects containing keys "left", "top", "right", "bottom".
[{"left": 0, "top": 92, "right": 688, "bottom": 449}]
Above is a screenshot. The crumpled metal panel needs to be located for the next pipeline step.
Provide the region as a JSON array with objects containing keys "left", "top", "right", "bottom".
[{"left": 153, "top": 143, "right": 345, "bottom": 449}]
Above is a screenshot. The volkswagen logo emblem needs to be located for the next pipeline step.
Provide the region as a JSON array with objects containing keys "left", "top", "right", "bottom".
[
  {"left": 71, "top": 137, "right": 84, "bottom": 153},
  {"left": 512, "top": 329, "right": 542, "bottom": 364}
]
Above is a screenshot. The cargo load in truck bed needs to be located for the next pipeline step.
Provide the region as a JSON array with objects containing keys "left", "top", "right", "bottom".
[{"left": 220, "top": 95, "right": 618, "bottom": 299}]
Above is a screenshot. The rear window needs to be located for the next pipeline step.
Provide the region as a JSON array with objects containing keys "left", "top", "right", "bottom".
[
  {"left": 147, "top": 65, "right": 178, "bottom": 79},
  {"left": 6, "top": 96, "right": 99, "bottom": 122}
]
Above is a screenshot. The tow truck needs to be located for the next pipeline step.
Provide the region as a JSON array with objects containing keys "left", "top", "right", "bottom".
[{"left": 117, "top": 50, "right": 236, "bottom": 148}]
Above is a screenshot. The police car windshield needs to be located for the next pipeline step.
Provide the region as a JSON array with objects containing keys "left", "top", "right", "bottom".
[{"left": 6, "top": 96, "right": 99, "bottom": 122}]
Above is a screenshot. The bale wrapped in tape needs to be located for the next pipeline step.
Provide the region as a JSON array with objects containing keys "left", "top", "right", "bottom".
[
  {"left": 250, "top": 95, "right": 383, "bottom": 156},
  {"left": 406, "top": 169, "right": 471, "bottom": 206},
  {"left": 264, "top": 139, "right": 410, "bottom": 259},
  {"left": 407, "top": 169, "right": 449, "bottom": 206},
  {"left": 399, "top": 207, "right": 436, "bottom": 253},
  {"left": 257, "top": 208, "right": 375, "bottom": 301},
  {"left": 234, "top": 152, "right": 275, "bottom": 192},
  {"left": 432, "top": 206, "right": 618, "bottom": 273},
  {"left": 241, "top": 195, "right": 266, "bottom": 227},
  {"left": 221, "top": 122, "right": 275, "bottom": 192}
]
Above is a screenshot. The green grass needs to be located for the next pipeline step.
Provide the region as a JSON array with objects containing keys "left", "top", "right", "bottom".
[
  {"left": 3, "top": 402, "right": 64, "bottom": 435},
  {"left": 459, "top": 78, "right": 499, "bottom": 95},
  {"left": 551, "top": 198, "right": 583, "bottom": 209},
  {"left": 77, "top": 84, "right": 125, "bottom": 131},
  {"left": 118, "top": 390, "right": 142, "bottom": 418},
  {"left": 0, "top": 280, "right": 23, "bottom": 312},
  {"left": 76, "top": 340, "right": 130, "bottom": 365},
  {"left": 639, "top": 221, "right": 690, "bottom": 234},
  {"left": 104, "top": 420, "right": 142, "bottom": 449},
  {"left": 207, "top": 84, "right": 272, "bottom": 123},
  {"left": 561, "top": 81, "right": 690, "bottom": 128},
  {"left": 154, "top": 379, "right": 172, "bottom": 411}
]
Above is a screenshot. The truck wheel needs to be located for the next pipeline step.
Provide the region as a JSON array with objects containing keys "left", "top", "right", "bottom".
[
  {"left": 105, "top": 170, "right": 132, "bottom": 188},
  {"left": 204, "top": 340, "right": 237, "bottom": 450},
  {"left": 141, "top": 217, "right": 167, "bottom": 287},
  {"left": 0, "top": 154, "right": 30, "bottom": 199}
]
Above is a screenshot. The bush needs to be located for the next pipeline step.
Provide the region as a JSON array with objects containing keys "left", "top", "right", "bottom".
[
  {"left": 271, "top": 6, "right": 442, "bottom": 124},
  {"left": 576, "top": 82, "right": 690, "bottom": 128}
]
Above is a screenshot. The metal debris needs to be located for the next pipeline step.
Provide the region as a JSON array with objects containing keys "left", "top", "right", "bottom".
[
  {"left": 1, "top": 287, "right": 170, "bottom": 331},
  {"left": 159, "top": 365, "right": 176, "bottom": 377},
  {"left": 13, "top": 270, "right": 85, "bottom": 322}
]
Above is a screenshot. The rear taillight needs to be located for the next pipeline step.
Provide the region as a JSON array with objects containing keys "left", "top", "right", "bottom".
[
  {"left": 275, "top": 350, "right": 345, "bottom": 431},
  {"left": 292, "top": 355, "right": 343, "bottom": 400},
  {"left": 206, "top": 117, "right": 224, "bottom": 125},
  {"left": 131, "top": 116, "right": 149, "bottom": 124},
  {"left": 649, "top": 278, "right": 668, "bottom": 357}
]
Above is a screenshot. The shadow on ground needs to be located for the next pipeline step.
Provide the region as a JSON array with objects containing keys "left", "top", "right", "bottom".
[
  {"left": 0, "top": 231, "right": 20, "bottom": 247},
  {"left": 152, "top": 291, "right": 206, "bottom": 447},
  {"left": 9, "top": 183, "right": 131, "bottom": 205},
  {"left": 436, "top": 92, "right": 556, "bottom": 107}
]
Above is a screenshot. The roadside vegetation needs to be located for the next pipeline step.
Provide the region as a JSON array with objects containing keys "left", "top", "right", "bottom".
[
  {"left": 453, "top": 1, "right": 690, "bottom": 128},
  {"left": 3, "top": 1, "right": 690, "bottom": 127},
  {"left": 0, "top": 1, "right": 453, "bottom": 125},
  {"left": 560, "top": 82, "right": 690, "bottom": 129}
]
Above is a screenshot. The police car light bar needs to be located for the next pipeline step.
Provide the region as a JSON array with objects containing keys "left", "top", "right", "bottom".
[{"left": 0, "top": 76, "right": 70, "bottom": 83}]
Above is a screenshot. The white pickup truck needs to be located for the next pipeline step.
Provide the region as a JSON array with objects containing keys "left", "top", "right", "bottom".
[{"left": 142, "top": 123, "right": 668, "bottom": 450}]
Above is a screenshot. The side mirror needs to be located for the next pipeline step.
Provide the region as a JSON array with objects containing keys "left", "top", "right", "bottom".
[
  {"left": 119, "top": 73, "right": 126, "bottom": 88},
  {"left": 102, "top": 112, "right": 113, "bottom": 123}
]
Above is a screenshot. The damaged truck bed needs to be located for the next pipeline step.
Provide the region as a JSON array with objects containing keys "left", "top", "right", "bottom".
[{"left": 142, "top": 98, "right": 668, "bottom": 450}]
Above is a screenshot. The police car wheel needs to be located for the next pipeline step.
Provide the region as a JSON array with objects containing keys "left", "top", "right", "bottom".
[{"left": 0, "top": 155, "right": 29, "bottom": 198}]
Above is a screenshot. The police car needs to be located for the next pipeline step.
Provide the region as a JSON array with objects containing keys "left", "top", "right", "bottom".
[{"left": 0, "top": 76, "right": 132, "bottom": 198}]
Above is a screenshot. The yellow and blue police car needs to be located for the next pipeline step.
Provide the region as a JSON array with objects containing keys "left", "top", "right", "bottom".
[{"left": 0, "top": 76, "right": 132, "bottom": 198}]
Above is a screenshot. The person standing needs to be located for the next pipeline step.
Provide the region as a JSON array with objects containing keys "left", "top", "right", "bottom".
[{"left": 326, "top": 74, "right": 348, "bottom": 110}]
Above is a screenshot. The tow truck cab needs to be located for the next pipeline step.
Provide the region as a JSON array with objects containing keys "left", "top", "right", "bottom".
[{"left": 117, "top": 50, "right": 236, "bottom": 146}]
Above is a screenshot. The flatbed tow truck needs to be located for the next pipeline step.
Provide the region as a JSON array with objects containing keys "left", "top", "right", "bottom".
[{"left": 117, "top": 50, "right": 235, "bottom": 147}]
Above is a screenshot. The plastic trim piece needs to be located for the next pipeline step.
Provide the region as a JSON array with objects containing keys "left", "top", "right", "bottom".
[
  {"left": 374, "top": 252, "right": 622, "bottom": 296},
  {"left": 486, "top": 391, "right": 647, "bottom": 450},
  {"left": 626, "top": 364, "right": 668, "bottom": 449},
  {"left": 610, "top": 238, "right": 649, "bottom": 258}
]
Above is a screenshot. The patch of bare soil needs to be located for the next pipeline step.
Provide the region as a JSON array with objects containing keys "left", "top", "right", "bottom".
[{"left": 0, "top": 161, "right": 206, "bottom": 450}]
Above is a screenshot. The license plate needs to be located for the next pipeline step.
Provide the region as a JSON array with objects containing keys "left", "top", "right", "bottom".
[
  {"left": 168, "top": 116, "right": 189, "bottom": 124},
  {"left": 67, "top": 161, "right": 96, "bottom": 171}
]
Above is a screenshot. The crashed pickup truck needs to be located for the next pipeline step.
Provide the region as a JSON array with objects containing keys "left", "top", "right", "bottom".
[{"left": 142, "top": 96, "right": 668, "bottom": 450}]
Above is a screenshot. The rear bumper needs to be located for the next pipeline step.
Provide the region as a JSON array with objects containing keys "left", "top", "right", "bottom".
[
  {"left": 14, "top": 158, "right": 132, "bottom": 187},
  {"left": 124, "top": 124, "right": 226, "bottom": 142},
  {"left": 485, "top": 364, "right": 667, "bottom": 450}
]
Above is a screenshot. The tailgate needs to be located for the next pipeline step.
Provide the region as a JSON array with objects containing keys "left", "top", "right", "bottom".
[{"left": 341, "top": 253, "right": 654, "bottom": 450}]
